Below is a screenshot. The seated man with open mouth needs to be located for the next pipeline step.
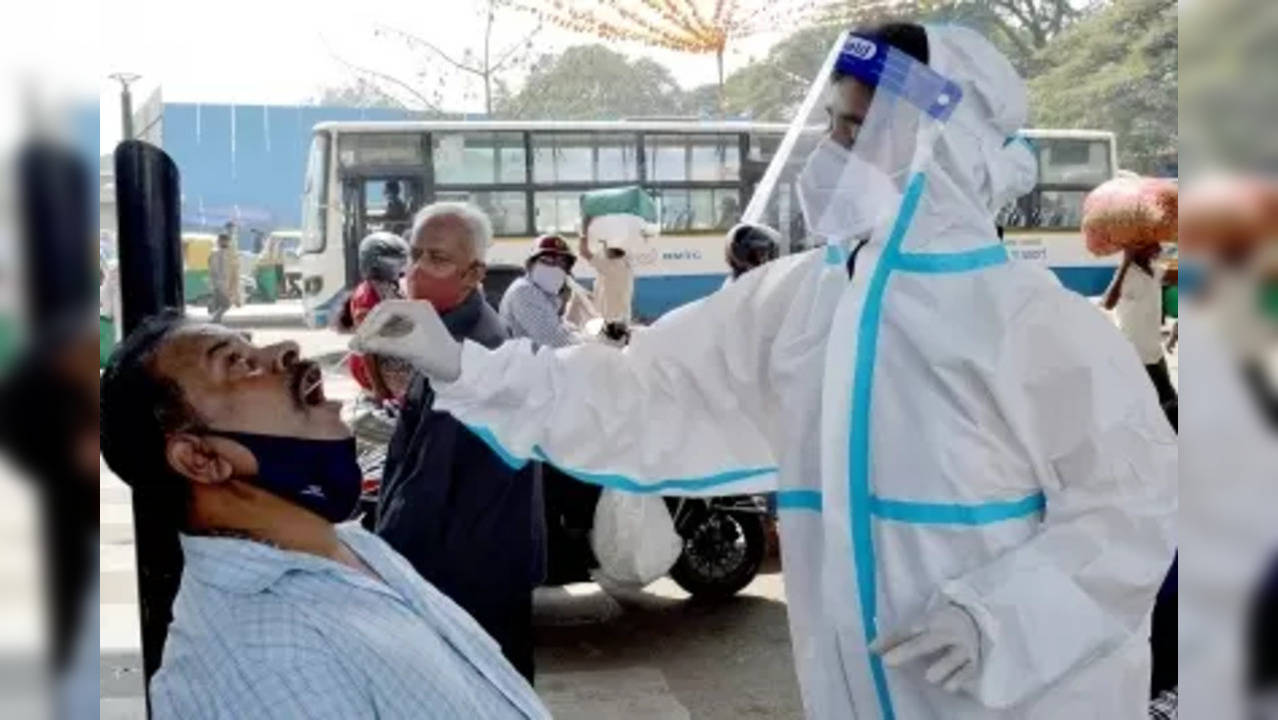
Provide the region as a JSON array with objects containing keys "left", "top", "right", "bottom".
[{"left": 100, "top": 312, "right": 549, "bottom": 720}]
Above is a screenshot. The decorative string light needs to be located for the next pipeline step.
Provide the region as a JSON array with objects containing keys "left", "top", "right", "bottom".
[{"left": 495, "top": 0, "right": 896, "bottom": 56}]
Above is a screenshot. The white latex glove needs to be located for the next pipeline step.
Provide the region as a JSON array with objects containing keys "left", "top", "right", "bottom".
[
  {"left": 350, "top": 299, "right": 462, "bottom": 383},
  {"left": 871, "top": 603, "right": 981, "bottom": 693}
]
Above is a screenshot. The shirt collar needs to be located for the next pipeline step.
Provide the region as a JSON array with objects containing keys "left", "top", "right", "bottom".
[{"left": 179, "top": 527, "right": 393, "bottom": 597}]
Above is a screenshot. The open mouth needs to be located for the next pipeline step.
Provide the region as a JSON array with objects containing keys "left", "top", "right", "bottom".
[{"left": 291, "top": 361, "right": 327, "bottom": 407}]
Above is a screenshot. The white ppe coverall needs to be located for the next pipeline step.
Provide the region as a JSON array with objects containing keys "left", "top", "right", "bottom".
[{"left": 432, "top": 26, "right": 1176, "bottom": 719}]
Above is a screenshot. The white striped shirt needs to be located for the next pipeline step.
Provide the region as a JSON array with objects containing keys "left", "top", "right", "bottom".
[{"left": 150, "top": 524, "right": 550, "bottom": 719}]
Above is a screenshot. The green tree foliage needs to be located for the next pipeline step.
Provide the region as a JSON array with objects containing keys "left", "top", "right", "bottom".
[
  {"left": 1028, "top": 0, "right": 1176, "bottom": 174},
  {"left": 495, "top": 45, "right": 684, "bottom": 119},
  {"left": 707, "top": 0, "right": 1089, "bottom": 120},
  {"left": 834, "top": 0, "right": 1092, "bottom": 73},
  {"left": 717, "top": 25, "right": 845, "bottom": 121}
]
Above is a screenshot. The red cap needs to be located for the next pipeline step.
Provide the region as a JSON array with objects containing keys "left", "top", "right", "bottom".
[{"left": 528, "top": 234, "right": 576, "bottom": 269}]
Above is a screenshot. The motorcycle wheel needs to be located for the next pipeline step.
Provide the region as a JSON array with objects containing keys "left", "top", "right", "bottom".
[{"left": 669, "top": 510, "right": 766, "bottom": 599}]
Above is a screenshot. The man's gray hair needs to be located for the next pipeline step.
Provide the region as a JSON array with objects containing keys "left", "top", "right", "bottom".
[{"left": 409, "top": 201, "right": 493, "bottom": 260}]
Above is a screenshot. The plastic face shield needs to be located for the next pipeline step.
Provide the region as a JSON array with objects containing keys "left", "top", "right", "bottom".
[{"left": 743, "top": 33, "right": 962, "bottom": 251}]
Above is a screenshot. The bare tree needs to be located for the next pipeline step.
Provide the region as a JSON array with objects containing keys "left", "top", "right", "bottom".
[{"left": 373, "top": 0, "right": 542, "bottom": 116}]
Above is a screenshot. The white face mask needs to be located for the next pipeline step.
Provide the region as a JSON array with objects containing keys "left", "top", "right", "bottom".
[
  {"left": 797, "top": 136, "right": 902, "bottom": 247},
  {"left": 529, "top": 263, "right": 567, "bottom": 294}
]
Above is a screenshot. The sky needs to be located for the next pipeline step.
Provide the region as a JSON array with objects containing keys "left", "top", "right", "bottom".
[{"left": 98, "top": 0, "right": 790, "bottom": 150}]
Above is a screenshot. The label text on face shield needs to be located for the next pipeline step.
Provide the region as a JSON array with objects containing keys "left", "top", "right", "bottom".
[{"left": 845, "top": 36, "right": 877, "bottom": 60}]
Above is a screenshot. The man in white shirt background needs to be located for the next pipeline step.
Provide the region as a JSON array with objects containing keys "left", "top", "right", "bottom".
[
  {"left": 1102, "top": 240, "right": 1178, "bottom": 427},
  {"left": 578, "top": 214, "right": 637, "bottom": 324}
]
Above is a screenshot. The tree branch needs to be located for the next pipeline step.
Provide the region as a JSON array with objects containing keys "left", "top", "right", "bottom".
[
  {"left": 326, "top": 46, "right": 443, "bottom": 112},
  {"left": 490, "top": 23, "right": 543, "bottom": 72},
  {"left": 986, "top": 10, "right": 1036, "bottom": 64},
  {"left": 374, "top": 24, "right": 484, "bottom": 77}
]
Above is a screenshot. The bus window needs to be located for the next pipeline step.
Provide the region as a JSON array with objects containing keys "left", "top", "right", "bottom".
[
  {"left": 361, "top": 177, "right": 422, "bottom": 236},
  {"left": 654, "top": 188, "right": 737, "bottom": 231},
  {"left": 646, "top": 136, "right": 688, "bottom": 182},
  {"left": 433, "top": 132, "right": 525, "bottom": 184},
  {"left": 646, "top": 134, "right": 740, "bottom": 182},
  {"left": 534, "top": 191, "right": 582, "bottom": 235},
  {"left": 597, "top": 136, "right": 640, "bottom": 182},
  {"left": 436, "top": 190, "right": 528, "bottom": 236},
  {"left": 995, "top": 195, "right": 1034, "bottom": 229},
  {"left": 1038, "top": 190, "right": 1086, "bottom": 228},
  {"left": 531, "top": 133, "right": 639, "bottom": 184},
  {"left": 690, "top": 136, "right": 739, "bottom": 182},
  {"left": 1038, "top": 138, "right": 1111, "bottom": 186},
  {"left": 301, "top": 133, "right": 329, "bottom": 252}
]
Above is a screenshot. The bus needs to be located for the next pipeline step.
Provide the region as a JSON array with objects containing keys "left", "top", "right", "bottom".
[{"left": 299, "top": 121, "right": 1119, "bottom": 326}]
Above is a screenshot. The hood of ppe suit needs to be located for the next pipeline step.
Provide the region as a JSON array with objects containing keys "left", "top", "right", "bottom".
[{"left": 905, "top": 25, "right": 1037, "bottom": 252}]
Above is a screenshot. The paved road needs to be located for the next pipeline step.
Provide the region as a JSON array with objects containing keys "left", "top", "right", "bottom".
[{"left": 99, "top": 324, "right": 802, "bottom": 719}]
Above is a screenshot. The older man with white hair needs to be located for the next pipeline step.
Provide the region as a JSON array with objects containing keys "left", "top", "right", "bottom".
[{"left": 374, "top": 201, "right": 545, "bottom": 682}]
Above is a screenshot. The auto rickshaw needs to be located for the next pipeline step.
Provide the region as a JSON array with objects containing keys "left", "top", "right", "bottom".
[{"left": 182, "top": 233, "right": 217, "bottom": 303}]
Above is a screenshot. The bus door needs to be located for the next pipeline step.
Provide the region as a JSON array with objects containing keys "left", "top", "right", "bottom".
[
  {"left": 339, "top": 174, "right": 425, "bottom": 286},
  {"left": 340, "top": 177, "right": 364, "bottom": 290}
]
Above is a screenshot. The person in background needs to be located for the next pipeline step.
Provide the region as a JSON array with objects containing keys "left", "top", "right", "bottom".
[
  {"left": 499, "top": 235, "right": 581, "bottom": 348},
  {"left": 498, "top": 235, "right": 599, "bottom": 582},
  {"left": 1102, "top": 240, "right": 1178, "bottom": 425},
  {"left": 344, "top": 232, "right": 412, "bottom": 401},
  {"left": 385, "top": 180, "right": 409, "bottom": 224},
  {"left": 717, "top": 195, "right": 741, "bottom": 230},
  {"left": 207, "top": 233, "right": 240, "bottom": 323},
  {"left": 99, "top": 313, "right": 550, "bottom": 719},
  {"left": 578, "top": 216, "right": 636, "bottom": 323},
  {"left": 376, "top": 202, "right": 544, "bottom": 682},
  {"left": 723, "top": 222, "right": 782, "bottom": 287}
]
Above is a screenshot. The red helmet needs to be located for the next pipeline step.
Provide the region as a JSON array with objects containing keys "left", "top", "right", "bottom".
[{"left": 527, "top": 234, "right": 576, "bottom": 270}]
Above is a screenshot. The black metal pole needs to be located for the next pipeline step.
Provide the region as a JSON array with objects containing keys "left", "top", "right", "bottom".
[{"left": 113, "top": 139, "right": 184, "bottom": 698}]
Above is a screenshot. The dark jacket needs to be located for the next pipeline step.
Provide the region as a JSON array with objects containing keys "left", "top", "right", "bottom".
[{"left": 376, "top": 290, "right": 545, "bottom": 619}]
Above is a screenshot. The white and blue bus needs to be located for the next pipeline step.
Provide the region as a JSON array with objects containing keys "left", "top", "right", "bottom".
[{"left": 299, "top": 121, "right": 1118, "bottom": 326}]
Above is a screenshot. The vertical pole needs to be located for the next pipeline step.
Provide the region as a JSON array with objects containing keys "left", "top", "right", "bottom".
[
  {"left": 109, "top": 73, "right": 141, "bottom": 141},
  {"left": 121, "top": 85, "right": 134, "bottom": 141},
  {"left": 716, "top": 48, "right": 725, "bottom": 117},
  {"left": 113, "top": 139, "right": 184, "bottom": 703}
]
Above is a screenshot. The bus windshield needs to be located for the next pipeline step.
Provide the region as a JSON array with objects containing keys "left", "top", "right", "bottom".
[{"left": 301, "top": 132, "right": 329, "bottom": 253}]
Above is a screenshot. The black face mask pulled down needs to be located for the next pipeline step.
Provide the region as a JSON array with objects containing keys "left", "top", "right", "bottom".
[{"left": 206, "top": 431, "right": 362, "bottom": 523}]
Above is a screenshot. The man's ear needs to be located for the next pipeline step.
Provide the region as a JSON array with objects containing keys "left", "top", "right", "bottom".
[
  {"left": 165, "top": 433, "right": 237, "bottom": 486},
  {"left": 468, "top": 261, "right": 488, "bottom": 287}
]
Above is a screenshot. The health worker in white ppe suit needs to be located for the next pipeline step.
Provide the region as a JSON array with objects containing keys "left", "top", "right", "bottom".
[{"left": 354, "top": 23, "right": 1177, "bottom": 720}]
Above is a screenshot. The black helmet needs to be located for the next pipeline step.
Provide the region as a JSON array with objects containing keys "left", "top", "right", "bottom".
[
  {"left": 726, "top": 222, "right": 781, "bottom": 277},
  {"left": 358, "top": 231, "right": 409, "bottom": 282}
]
